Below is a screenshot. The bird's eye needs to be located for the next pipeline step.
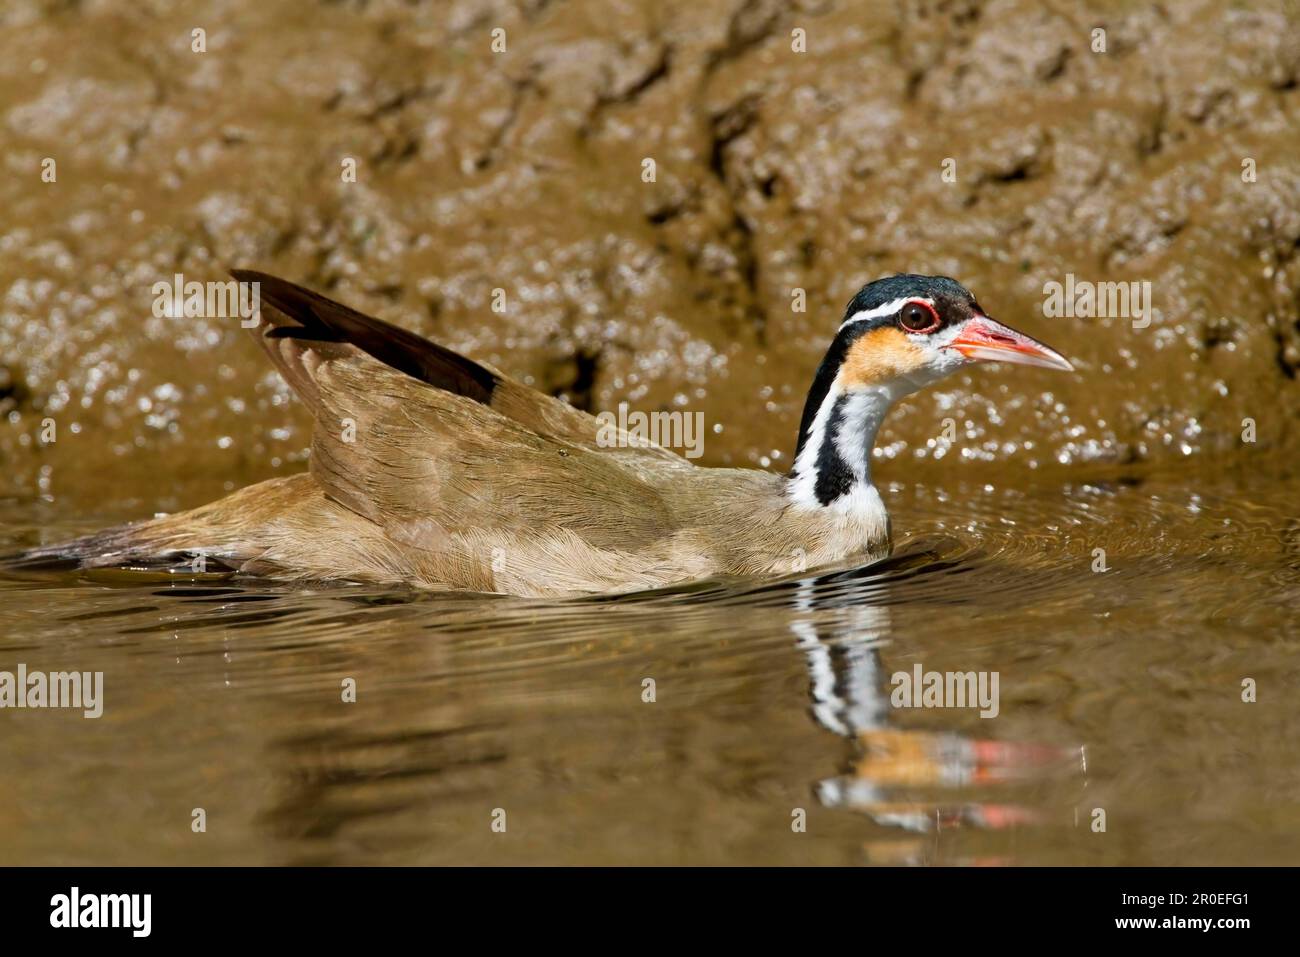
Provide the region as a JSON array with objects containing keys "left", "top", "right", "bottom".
[{"left": 898, "top": 301, "right": 940, "bottom": 333}]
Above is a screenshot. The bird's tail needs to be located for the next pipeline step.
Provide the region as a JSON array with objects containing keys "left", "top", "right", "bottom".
[{"left": 1, "top": 518, "right": 241, "bottom": 575}]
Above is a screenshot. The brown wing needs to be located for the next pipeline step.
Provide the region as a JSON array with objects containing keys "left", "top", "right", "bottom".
[
  {"left": 233, "top": 270, "right": 687, "bottom": 472},
  {"left": 233, "top": 270, "right": 684, "bottom": 549},
  {"left": 233, "top": 269, "right": 497, "bottom": 404}
]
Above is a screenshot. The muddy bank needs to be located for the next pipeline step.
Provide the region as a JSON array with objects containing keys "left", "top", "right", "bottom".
[{"left": 2, "top": 0, "right": 1298, "bottom": 508}]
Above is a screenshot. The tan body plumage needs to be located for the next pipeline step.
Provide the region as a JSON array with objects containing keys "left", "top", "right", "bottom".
[
  {"left": 42, "top": 274, "right": 888, "bottom": 597},
  {"left": 26, "top": 272, "right": 1069, "bottom": 598}
]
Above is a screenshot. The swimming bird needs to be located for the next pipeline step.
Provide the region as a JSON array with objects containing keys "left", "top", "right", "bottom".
[{"left": 27, "top": 272, "right": 1071, "bottom": 597}]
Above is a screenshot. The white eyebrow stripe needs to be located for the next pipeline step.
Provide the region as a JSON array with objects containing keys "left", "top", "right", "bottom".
[{"left": 837, "top": 297, "right": 933, "bottom": 332}]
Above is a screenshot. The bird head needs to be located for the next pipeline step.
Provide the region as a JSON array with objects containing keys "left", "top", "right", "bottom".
[
  {"left": 829, "top": 273, "right": 1072, "bottom": 392},
  {"left": 788, "top": 274, "right": 1072, "bottom": 510}
]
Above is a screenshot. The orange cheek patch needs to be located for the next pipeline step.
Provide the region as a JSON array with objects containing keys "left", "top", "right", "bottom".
[{"left": 842, "top": 327, "right": 927, "bottom": 387}]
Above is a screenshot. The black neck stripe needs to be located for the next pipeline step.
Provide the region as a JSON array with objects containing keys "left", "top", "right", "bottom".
[
  {"left": 792, "top": 317, "right": 892, "bottom": 464},
  {"left": 811, "top": 395, "right": 859, "bottom": 505}
]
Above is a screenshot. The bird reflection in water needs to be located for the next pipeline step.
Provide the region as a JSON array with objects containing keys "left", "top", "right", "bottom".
[{"left": 784, "top": 555, "right": 1086, "bottom": 865}]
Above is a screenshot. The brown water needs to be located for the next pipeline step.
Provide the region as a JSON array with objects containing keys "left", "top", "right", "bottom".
[{"left": 2, "top": 465, "right": 1295, "bottom": 865}]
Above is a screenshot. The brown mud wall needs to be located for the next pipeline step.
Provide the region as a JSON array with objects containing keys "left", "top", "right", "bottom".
[{"left": 2, "top": 0, "right": 1298, "bottom": 506}]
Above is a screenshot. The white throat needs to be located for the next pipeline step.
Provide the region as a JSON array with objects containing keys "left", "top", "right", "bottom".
[{"left": 787, "top": 375, "right": 908, "bottom": 515}]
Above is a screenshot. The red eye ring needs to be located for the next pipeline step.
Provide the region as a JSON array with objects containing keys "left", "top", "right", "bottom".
[{"left": 898, "top": 300, "right": 940, "bottom": 334}]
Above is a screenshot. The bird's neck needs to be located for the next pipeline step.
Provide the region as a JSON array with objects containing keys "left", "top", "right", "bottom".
[{"left": 786, "top": 378, "right": 900, "bottom": 514}]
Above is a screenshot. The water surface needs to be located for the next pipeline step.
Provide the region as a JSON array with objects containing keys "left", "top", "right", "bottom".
[{"left": 1, "top": 467, "right": 1296, "bottom": 865}]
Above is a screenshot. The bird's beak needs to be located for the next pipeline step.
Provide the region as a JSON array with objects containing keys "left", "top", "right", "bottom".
[{"left": 946, "top": 315, "right": 1074, "bottom": 372}]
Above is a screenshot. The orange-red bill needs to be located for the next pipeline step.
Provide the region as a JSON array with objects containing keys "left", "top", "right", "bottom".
[{"left": 946, "top": 316, "right": 1074, "bottom": 372}]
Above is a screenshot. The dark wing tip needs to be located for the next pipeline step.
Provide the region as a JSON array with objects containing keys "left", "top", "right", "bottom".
[{"left": 229, "top": 269, "right": 497, "bottom": 405}]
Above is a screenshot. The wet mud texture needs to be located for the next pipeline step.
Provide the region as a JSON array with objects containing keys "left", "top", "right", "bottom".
[{"left": 2, "top": 0, "right": 1299, "bottom": 507}]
